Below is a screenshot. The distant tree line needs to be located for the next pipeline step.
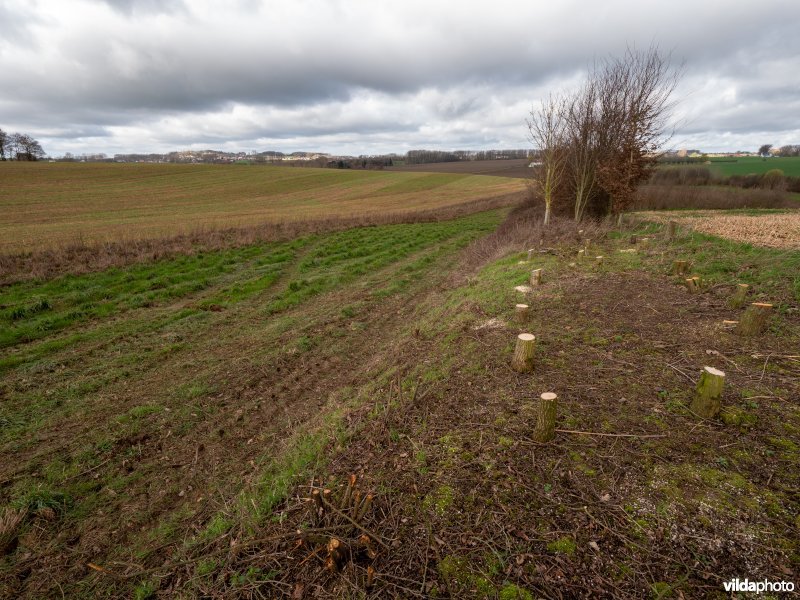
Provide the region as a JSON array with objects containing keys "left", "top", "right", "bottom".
[
  {"left": 757, "top": 144, "right": 800, "bottom": 157},
  {"left": 0, "top": 128, "right": 46, "bottom": 161},
  {"left": 777, "top": 144, "right": 800, "bottom": 157},
  {"left": 405, "top": 149, "right": 529, "bottom": 165},
  {"left": 526, "top": 46, "right": 681, "bottom": 223},
  {"left": 327, "top": 156, "right": 395, "bottom": 169}
]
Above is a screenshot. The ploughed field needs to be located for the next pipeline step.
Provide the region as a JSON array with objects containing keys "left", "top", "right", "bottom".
[
  {"left": 0, "top": 163, "right": 524, "bottom": 253},
  {"left": 640, "top": 209, "right": 800, "bottom": 250}
]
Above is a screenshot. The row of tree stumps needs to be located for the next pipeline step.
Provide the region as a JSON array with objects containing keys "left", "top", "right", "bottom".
[
  {"left": 513, "top": 219, "right": 777, "bottom": 434},
  {"left": 668, "top": 220, "right": 774, "bottom": 419},
  {"left": 512, "top": 239, "right": 612, "bottom": 441},
  {"left": 511, "top": 261, "right": 559, "bottom": 443}
]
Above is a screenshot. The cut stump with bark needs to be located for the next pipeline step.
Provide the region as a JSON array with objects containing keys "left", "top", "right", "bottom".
[
  {"left": 685, "top": 276, "right": 701, "bottom": 294},
  {"left": 533, "top": 392, "right": 557, "bottom": 442},
  {"left": 672, "top": 260, "right": 690, "bottom": 275},
  {"left": 736, "top": 302, "right": 773, "bottom": 336},
  {"left": 511, "top": 333, "right": 536, "bottom": 373},
  {"left": 530, "top": 269, "right": 542, "bottom": 286},
  {"left": 667, "top": 220, "right": 677, "bottom": 239},
  {"left": 690, "top": 366, "right": 725, "bottom": 419},
  {"left": 728, "top": 283, "right": 750, "bottom": 309},
  {"left": 515, "top": 303, "right": 530, "bottom": 323},
  {"left": 527, "top": 249, "right": 534, "bottom": 261}
]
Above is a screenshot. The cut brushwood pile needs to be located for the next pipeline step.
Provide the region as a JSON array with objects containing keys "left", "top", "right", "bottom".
[{"left": 298, "top": 475, "right": 382, "bottom": 578}]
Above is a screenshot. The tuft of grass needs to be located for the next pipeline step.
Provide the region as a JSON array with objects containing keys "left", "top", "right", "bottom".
[
  {"left": 0, "top": 507, "right": 27, "bottom": 554},
  {"left": 133, "top": 580, "right": 157, "bottom": 600},
  {"left": 11, "top": 487, "right": 72, "bottom": 514}
]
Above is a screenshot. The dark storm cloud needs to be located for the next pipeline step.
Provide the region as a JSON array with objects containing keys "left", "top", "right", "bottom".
[{"left": 1, "top": 0, "right": 799, "bottom": 155}]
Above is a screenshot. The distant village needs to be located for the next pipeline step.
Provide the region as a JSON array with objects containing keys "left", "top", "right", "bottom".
[
  {"left": 50, "top": 145, "right": 799, "bottom": 166},
  {"left": 53, "top": 148, "right": 531, "bottom": 168}
]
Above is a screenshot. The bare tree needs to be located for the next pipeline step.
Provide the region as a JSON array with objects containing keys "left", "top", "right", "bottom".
[
  {"left": 0, "top": 128, "right": 7, "bottom": 161},
  {"left": 526, "top": 94, "right": 567, "bottom": 225},
  {"left": 758, "top": 144, "right": 773, "bottom": 157},
  {"left": 9, "top": 133, "right": 45, "bottom": 161},
  {"left": 564, "top": 82, "right": 600, "bottom": 222},
  {"left": 593, "top": 46, "right": 681, "bottom": 215}
]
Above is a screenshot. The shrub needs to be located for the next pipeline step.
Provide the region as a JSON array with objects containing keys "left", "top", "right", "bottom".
[
  {"left": 633, "top": 185, "right": 794, "bottom": 210},
  {"left": 761, "top": 169, "right": 787, "bottom": 190}
]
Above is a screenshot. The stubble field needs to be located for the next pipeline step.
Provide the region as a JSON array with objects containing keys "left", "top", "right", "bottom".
[{"left": 0, "top": 162, "right": 525, "bottom": 254}]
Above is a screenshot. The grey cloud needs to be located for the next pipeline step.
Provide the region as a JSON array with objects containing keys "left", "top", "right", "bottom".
[{"left": 1, "top": 0, "right": 799, "bottom": 156}]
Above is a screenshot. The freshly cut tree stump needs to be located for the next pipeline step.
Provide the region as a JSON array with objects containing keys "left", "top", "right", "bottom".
[
  {"left": 672, "top": 260, "right": 690, "bottom": 275},
  {"left": 577, "top": 249, "right": 585, "bottom": 261},
  {"left": 728, "top": 283, "right": 750, "bottom": 309},
  {"left": 527, "top": 249, "right": 534, "bottom": 261},
  {"left": 511, "top": 333, "right": 536, "bottom": 373},
  {"left": 595, "top": 255, "right": 605, "bottom": 263},
  {"left": 584, "top": 239, "right": 591, "bottom": 253},
  {"left": 515, "top": 303, "right": 530, "bottom": 322},
  {"left": 530, "top": 268, "right": 542, "bottom": 286},
  {"left": 533, "top": 392, "right": 558, "bottom": 442},
  {"left": 690, "top": 367, "right": 725, "bottom": 419},
  {"left": 685, "top": 276, "right": 701, "bottom": 294},
  {"left": 736, "top": 302, "right": 773, "bottom": 336},
  {"left": 667, "top": 220, "right": 677, "bottom": 239}
]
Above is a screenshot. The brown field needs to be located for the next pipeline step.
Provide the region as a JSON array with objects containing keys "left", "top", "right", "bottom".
[
  {"left": 387, "top": 158, "right": 533, "bottom": 178},
  {"left": 0, "top": 162, "right": 526, "bottom": 254},
  {"left": 640, "top": 210, "right": 800, "bottom": 249}
]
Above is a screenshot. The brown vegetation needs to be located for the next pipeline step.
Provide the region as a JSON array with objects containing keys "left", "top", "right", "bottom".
[
  {"left": 634, "top": 184, "right": 796, "bottom": 210},
  {"left": 457, "top": 202, "right": 609, "bottom": 273},
  {"left": 528, "top": 45, "right": 681, "bottom": 222}
]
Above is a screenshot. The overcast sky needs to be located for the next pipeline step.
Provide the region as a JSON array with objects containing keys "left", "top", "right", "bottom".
[{"left": 2, "top": 0, "right": 799, "bottom": 156}]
